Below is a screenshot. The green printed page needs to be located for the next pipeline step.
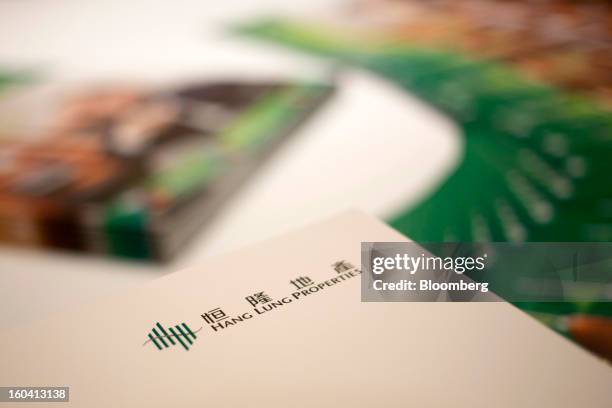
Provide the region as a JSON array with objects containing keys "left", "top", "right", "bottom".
[
  {"left": 236, "top": 19, "right": 612, "bottom": 320},
  {"left": 0, "top": 70, "right": 30, "bottom": 91}
]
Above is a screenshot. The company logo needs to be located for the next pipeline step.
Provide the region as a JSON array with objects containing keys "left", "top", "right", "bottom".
[
  {"left": 144, "top": 322, "right": 201, "bottom": 351},
  {"left": 143, "top": 260, "right": 361, "bottom": 351}
]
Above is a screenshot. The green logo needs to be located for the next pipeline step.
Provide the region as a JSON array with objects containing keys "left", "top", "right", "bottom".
[{"left": 145, "top": 322, "right": 200, "bottom": 351}]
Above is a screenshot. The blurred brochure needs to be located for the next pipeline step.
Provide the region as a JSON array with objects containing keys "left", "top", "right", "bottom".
[{"left": 0, "top": 210, "right": 611, "bottom": 407}]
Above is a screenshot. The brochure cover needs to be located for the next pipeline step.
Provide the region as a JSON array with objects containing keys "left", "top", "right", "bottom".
[{"left": 1, "top": 210, "right": 610, "bottom": 407}]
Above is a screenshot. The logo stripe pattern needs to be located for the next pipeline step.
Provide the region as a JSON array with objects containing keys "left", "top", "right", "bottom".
[{"left": 147, "top": 322, "right": 197, "bottom": 351}]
